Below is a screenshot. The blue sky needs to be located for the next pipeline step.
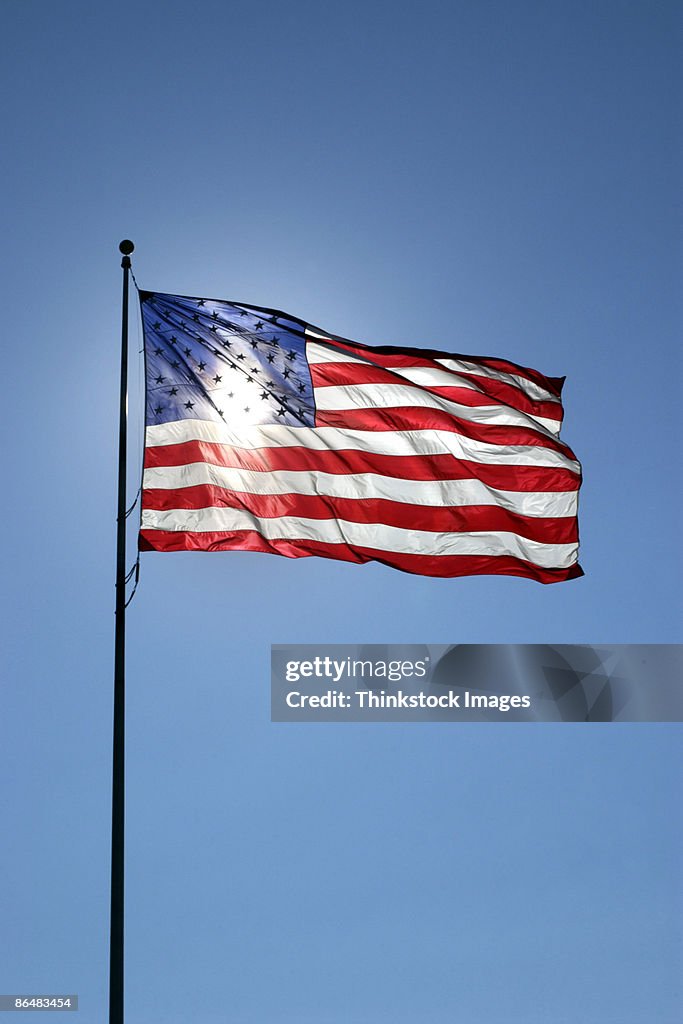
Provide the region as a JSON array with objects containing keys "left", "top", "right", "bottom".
[{"left": 1, "top": 1, "right": 681, "bottom": 1021}]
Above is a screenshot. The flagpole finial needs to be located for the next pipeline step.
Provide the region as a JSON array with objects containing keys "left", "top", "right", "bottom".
[{"left": 119, "top": 239, "right": 134, "bottom": 270}]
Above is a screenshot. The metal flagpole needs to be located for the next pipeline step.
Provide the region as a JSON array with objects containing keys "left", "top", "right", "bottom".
[{"left": 111, "top": 239, "right": 134, "bottom": 1024}]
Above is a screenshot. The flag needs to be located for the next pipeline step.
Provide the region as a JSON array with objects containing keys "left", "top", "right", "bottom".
[{"left": 138, "top": 291, "right": 582, "bottom": 583}]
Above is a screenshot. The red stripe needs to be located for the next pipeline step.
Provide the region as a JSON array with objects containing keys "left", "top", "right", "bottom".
[
  {"left": 142, "top": 484, "right": 578, "bottom": 544},
  {"left": 144, "top": 440, "right": 581, "bottom": 491},
  {"left": 139, "top": 529, "right": 583, "bottom": 584},
  {"left": 315, "top": 406, "right": 576, "bottom": 458},
  {"left": 310, "top": 361, "right": 563, "bottom": 424},
  {"left": 477, "top": 357, "right": 565, "bottom": 398},
  {"left": 315, "top": 337, "right": 565, "bottom": 398}
]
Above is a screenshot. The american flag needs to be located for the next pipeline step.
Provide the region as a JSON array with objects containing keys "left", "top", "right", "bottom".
[{"left": 138, "top": 291, "right": 582, "bottom": 583}]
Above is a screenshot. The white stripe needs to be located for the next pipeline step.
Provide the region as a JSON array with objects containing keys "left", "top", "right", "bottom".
[
  {"left": 436, "top": 358, "right": 558, "bottom": 404},
  {"left": 306, "top": 339, "right": 365, "bottom": 363},
  {"left": 314, "top": 382, "right": 561, "bottom": 436},
  {"left": 391, "top": 365, "right": 484, "bottom": 390},
  {"left": 145, "top": 419, "right": 581, "bottom": 475},
  {"left": 143, "top": 463, "right": 578, "bottom": 518},
  {"left": 141, "top": 507, "right": 578, "bottom": 569}
]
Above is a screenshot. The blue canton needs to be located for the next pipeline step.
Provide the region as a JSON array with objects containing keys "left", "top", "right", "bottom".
[{"left": 140, "top": 292, "right": 315, "bottom": 429}]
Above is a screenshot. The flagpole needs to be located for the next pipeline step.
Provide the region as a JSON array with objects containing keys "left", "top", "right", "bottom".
[{"left": 111, "top": 239, "right": 134, "bottom": 1024}]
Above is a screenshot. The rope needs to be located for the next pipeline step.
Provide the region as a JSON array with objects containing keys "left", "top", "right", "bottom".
[{"left": 124, "top": 559, "right": 140, "bottom": 608}]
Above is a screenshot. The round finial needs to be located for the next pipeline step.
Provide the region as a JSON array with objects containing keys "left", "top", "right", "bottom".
[{"left": 119, "top": 239, "right": 135, "bottom": 255}]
